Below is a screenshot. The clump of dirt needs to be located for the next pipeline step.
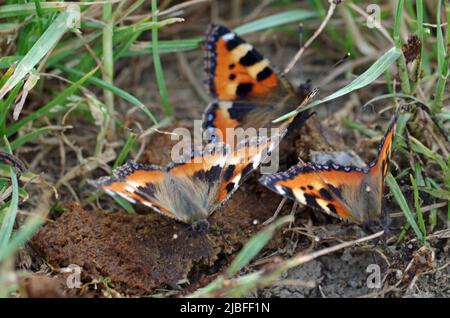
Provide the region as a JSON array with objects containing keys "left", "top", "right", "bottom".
[
  {"left": 32, "top": 203, "right": 214, "bottom": 295},
  {"left": 141, "top": 122, "right": 194, "bottom": 166},
  {"left": 33, "top": 183, "right": 289, "bottom": 295},
  {"left": 20, "top": 275, "right": 68, "bottom": 298}
]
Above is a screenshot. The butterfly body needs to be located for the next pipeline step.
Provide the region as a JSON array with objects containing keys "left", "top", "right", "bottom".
[
  {"left": 203, "top": 24, "right": 314, "bottom": 144},
  {"left": 260, "top": 109, "right": 400, "bottom": 228}
]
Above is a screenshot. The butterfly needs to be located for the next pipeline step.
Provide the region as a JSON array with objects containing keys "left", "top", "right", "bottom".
[
  {"left": 259, "top": 108, "right": 401, "bottom": 229},
  {"left": 202, "top": 24, "right": 315, "bottom": 145},
  {"left": 92, "top": 131, "right": 286, "bottom": 234}
]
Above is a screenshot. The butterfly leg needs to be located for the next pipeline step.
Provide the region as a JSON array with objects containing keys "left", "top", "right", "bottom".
[
  {"left": 288, "top": 201, "right": 299, "bottom": 231},
  {"left": 263, "top": 197, "right": 287, "bottom": 225},
  {"left": 381, "top": 205, "right": 391, "bottom": 235}
]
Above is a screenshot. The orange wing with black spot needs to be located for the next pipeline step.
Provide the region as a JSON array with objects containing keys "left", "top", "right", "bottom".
[
  {"left": 92, "top": 143, "right": 232, "bottom": 224},
  {"left": 260, "top": 108, "right": 400, "bottom": 225},
  {"left": 216, "top": 128, "right": 287, "bottom": 203},
  {"left": 260, "top": 163, "right": 367, "bottom": 222},
  {"left": 203, "top": 24, "right": 315, "bottom": 144},
  {"left": 204, "top": 24, "right": 286, "bottom": 101},
  {"left": 92, "top": 135, "right": 282, "bottom": 225},
  {"left": 91, "top": 162, "right": 178, "bottom": 219},
  {"left": 368, "top": 108, "right": 399, "bottom": 191}
]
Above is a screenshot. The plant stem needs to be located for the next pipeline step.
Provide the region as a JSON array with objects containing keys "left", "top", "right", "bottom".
[
  {"left": 102, "top": 0, "right": 115, "bottom": 135},
  {"left": 433, "top": 0, "right": 449, "bottom": 113},
  {"left": 411, "top": 0, "right": 423, "bottom": 92},
  {"left": 151, "top": 0, "right": 173, "bottom": 118},
  {"left": 393, "top": 0, "right": 411, "bottom": 94}
]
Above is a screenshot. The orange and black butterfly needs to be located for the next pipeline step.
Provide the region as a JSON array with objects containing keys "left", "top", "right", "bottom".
[
  {"left": 92, "top": 131, "right": 286, "bottom": 233},
  {"left": 260, "top": 108, "right": 401, "bottom": 229},
  {"left": 202, "top": 24, "right": 315, "bottom": 144}
]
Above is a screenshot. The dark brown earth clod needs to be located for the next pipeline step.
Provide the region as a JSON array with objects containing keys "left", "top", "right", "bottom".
[
  {"left": 20, "top": 275, "right": 67, "bottom": 298},
  {"left": 33, "top": 187, "right": 289, "bottom": 295}
]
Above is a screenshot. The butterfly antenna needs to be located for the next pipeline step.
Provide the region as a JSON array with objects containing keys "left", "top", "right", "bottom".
[
  {"left": 333, "top": 52, "right": 351, "bottom": 68},
  {"left": 316, "top": 52, "right": 351, "bottom": 88}
]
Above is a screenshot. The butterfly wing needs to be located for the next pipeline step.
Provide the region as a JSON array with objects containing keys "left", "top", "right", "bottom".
[
  {"left": 216, "top": 129, "right": 287, "bottom": 204},
  {"left": 204, "top": 24, "right": 290, "bottom": 101},
  {"left": 260, "top": 163, "right": 371, "bottom": 223},
  {"left": 368, "top": 108, "right": 399, "bottom": 192},
  {"left": 164, "top": 142, "right": 231, "bottom": 222},
  {"left": 203, "top": 100, "right": 280, "bottom": 143},
  {"left": 93, "top": 144, "right": 231, "bottom": 224},
  {"left": 203, "top": 89, "right": 316, "bottom": 143},
  {"left": 203, "top": 24, "right": 312, "bottom": 143},
  {"left": 260, "top": 108, "right": 400, "bottom": 224},
  {"left": 91, "top": 162, "right": 180, "bottom": 220}
]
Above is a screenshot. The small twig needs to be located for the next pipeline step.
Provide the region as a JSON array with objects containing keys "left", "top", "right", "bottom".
[
  {"left": 347, "top": 2, "right": 394, "bottom": 45},
  {"left": 242, "top": 0, "right": 272, "bottom": 23},
  {"left": 159, "top": 0, "right": 209, "bottom": 17},
  {"left": 281, "top": 230, "right": 384, "bottom": 270},
  {"left": 283, "top": 0, "right": 340, "bottom": 75},
  {"left": 263, "top": 197, "right": 287, "bottom": 225},
  {"left": 390, "top": 202, "right": 448, "bottom": 218}
]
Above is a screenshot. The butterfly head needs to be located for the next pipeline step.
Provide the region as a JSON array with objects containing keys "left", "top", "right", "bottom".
[
  {"left": 362, "top": 219, "right": 384, "bottom": 234},
  {"left": 191, "top": 219, "right": 210, "bottom": 235}
]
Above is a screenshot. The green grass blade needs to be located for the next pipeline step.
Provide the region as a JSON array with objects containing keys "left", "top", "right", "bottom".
[
  {"left": 410, "top": 137, "right": 449, "bottom": 177},
  {"left": 113, "top": 196, "right": 135, "bottom": 214},
  {"left": 341, "top": 118, "right": 380, "bottom": 137},
  {"left": 362, "top": 93, "right": 427, "bottom": 109},
  {"left": 0, "top": 2, "right": 62, "bottom": 18},
  {"left": 191, "top": 216, "right": 293, "bottom": 297},
  {"left": 0, "top": 56, "right": 21, "bottom": 70},
  {"left": 56, "top": 65, "right": 158, "bottom": 125},
  {"left": 393, "top": 0, "right": 411, "bottom": 94},
  {"left": 0, "top": 81, "right": 24, "bottom": 134},
  {"left": 0, "top": 138, "right": 19, "bottom": 251},
  {"left": 436, "top": 0, "right": 445, "bottom": 71},
  {"left": 151, "top": 0, "right": 172, "bottom": 118},
  {"left": 0, "top": 8, "right": 80, "bottom": 99},
  {"left": 6, "top": 66, "right": 98, "bottom": 137},
  {"left": 385, "top": 173, "right": 424, "bottom": 242},
  {"left": 123, "top": 11, "right": 317, "bottom": 57},
  {"left": 273, "top": 47, "right": 401, "bottom": 123},
  {"left": 123, "top": 38, "right": 202, "bottom": 57},
  {"left": 0, "top": 211, "right": 45, "bottom": 262},
  {"left": 10, "top": 127, "right": 60, "bottom": 151},
  {"left": 113, "top": 132, "right": 137, "bottom": 169},
  {"left": 418, "top": 187, "right": 450, "bottom": 201},
  {"left": 412, "top": 0, "right": 424, "bottom": 91},
  {"left": 234, "top": 10, "right": 317, "bottom": 34},
  {"left": 410, "top": 175, "right": 426, "bottom": 239},
  {"left": 433, "top": 0, "right": 449, "bottom": 113},
  {"left": 102, "top": 0, "right": 115, "bottom": 129}
]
